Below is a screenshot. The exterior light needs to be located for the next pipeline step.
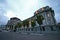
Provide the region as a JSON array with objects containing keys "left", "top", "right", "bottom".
[
  {"left": 36, "top": 11, "right": 39, "bottom": 14},
  {"left": 48, "top": 13, "right": 51, "bottom": 17},
  {"left": 42, "top": 8, "right": 44, "bottom": 11}
]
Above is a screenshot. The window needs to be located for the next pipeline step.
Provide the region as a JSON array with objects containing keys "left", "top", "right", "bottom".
[
  {"left": 31, "top": 28, "right": 33, "bottom": 31},
  {"left": 48, "top": 14, "right": 50, "bottom": 17},
  {"left": 59, "top": 26, "right": 60, "bottom": 30},
  {"left": 42, "top": 8, "right": 44, "bottom": 11},
  {"left": 50, "top": 26, "right": 53, "bottom": 31},
  {"left": 26, "top": 28, "right": 27, "bottom": 31},
  {"left": 42, "top": 27, "right": 45, "bottom": 31},
  {"left": 40, "top": 27, "right": 45, "bottom": 31},
  {"left": 28, "top": 28, "right": 30, "bottom": 31}
]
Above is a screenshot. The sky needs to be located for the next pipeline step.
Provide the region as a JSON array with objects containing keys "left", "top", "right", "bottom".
[{"left": 0, "top": 0, "right": 60, "bottom": 25}]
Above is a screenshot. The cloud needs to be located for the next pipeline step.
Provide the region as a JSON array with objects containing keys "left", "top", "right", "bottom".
[
  {"left": 0, "top": 0, "right": 60, "bottom": 25},
  {"left": 5, "top": 10, "right": 17, "bottom": 19},
  {"left": 0, "top": 0, "right": 8, "bottom": 25},
  {"left": 6, "top": 0, "right": 39, "bottom": 20},
  {"left": 0, "top": 10, "right": 8, "bottom": 25},
  {"left": 0, "top": 15, "right": 8, "bottom": 25}
]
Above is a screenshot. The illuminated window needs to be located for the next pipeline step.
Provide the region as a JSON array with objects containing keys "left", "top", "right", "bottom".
[
  {"left": 29, "top": 21, "right": 31, "bottom": 24},
  {"left": 36, "top": 11, "right": 39, "bottom": 14},
  {"left": 47, "top": 12, "right": 51, "bottom": 17},
  {"left": 32, "top": 20, "right": 34, "bottom": 22},
  {"left": 42, "top": 8, "right": 44, "bottom": 11},
  {"left": 48, "top": 14, "right": 50, "bottom": 17}
]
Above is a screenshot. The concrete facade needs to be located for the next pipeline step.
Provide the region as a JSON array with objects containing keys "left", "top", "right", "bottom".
[
  {"left": 6, "top": 17, "right": 22, "bottom": 30},
  {"left": 21, "top": 6, "right": 56, "bottom": 28},
  {"left": 16, "top": 6, "right": 59, "bottom": 34},
  {"left": 5, "top": 6, "right": 60, "bottom": 34},
  {"left": 34, "top": 6, "right": 56, "bottom": 26}
]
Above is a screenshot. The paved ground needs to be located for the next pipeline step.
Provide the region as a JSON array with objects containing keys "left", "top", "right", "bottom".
[{"left": 0, "top": 32, "right": 60, "bottom": 40}]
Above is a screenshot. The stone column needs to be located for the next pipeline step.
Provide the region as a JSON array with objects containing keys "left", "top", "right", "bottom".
[{"left": 29, "top": 20, "right": 32, "bottom": 31}]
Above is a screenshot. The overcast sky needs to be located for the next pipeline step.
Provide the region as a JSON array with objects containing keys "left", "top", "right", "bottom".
[{"left": 0, "top": 0, "right": 60, "bottom": 25}]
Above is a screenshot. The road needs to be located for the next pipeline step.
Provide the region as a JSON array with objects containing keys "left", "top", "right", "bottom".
[{"left": 0, "top": 32, "right": 60, "bottom": 40}]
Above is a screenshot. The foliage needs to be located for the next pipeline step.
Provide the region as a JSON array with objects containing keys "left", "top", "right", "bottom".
[
  {"left": 36, "top": 15, "right": 44, "bottom": 25},
  {"left": 31, "top": 20, "right": 36, "bottom": 28},
  {"left": 17, "top": 23, "right": 22, "bottom": 28},
  {"left": 15, "top": 23, "right": 22, "bottom": 28},
  {"left": 23, "top": 21, "right": 25, "bottom": 27},
  {"left": 23, "top": 20, "right": 29, "bottom": 28}
]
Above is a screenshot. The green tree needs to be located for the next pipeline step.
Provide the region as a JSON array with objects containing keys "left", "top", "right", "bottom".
[
  {"left": 26, "top": 20, "right": 29, "bottom": 28},
  {"left": 23, "top": 20, "right": 29, "bottom": 28},
  {"left": 17, "top": 23, "right": 22, "bottom": 28},
  {"left": 36, "top": 15, "right": 44, "bottom": 25},
  {"left": 14, "top": 23, "right": 22, "bottom": 30},
  {"left": 31, "top": 20, "right": 36, "bottom": 28},
  {"left": 23, "top": 21, "right": 26, "bottom": 27}
]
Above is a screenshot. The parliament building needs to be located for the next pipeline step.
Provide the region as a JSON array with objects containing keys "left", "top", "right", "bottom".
[{"left": 6, "top": 6, "right": 60, "bottom": 34}]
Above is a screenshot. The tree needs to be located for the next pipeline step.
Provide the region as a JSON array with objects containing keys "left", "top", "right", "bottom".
[
  {"left": 14, "top": 23, "right": 22, "bottom": 31},
  {"left": 16, "top": 23, "right": 22, "bottom": 28},
  {"left": 31, "top": 20, "right": 36, "bottom": 28},
  {"left": 23, "top": 20, "right": 29, "bottom": 28},
  {"left": 36, "top": 15, "right": 44, "bottom": 25},
  {"left": 26, "top": 20, "right": 29, "bottom": 28},
  {"left": 23, "top": 21, "right": 26, "bottom": 27}
]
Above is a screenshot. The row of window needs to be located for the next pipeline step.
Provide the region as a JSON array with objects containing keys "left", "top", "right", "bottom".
[
  {"left": 40, "top": 26, "right": 56, "bottom": 31},
  {"left": 18, "top": 26, "right": 57, "bottom": 31}
]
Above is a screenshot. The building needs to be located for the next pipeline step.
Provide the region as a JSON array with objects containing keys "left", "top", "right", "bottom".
[
  {"left": 34, "top": 6, "right": 56, "bottom": 26},
  {"left": 16, "top": 6, "right": 58, "bottom": 34},
  {"left": 22, "top": 6, "right": 56, "bottom": 28},
  {"left": 6, "top": 17, "right": 22, "bottom": 30},
  {"left": 6, "top": 6, "right": 59, "bottom": 34}
]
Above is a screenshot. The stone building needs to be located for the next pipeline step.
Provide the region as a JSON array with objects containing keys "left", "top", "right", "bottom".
[
  {"left": 34, "top": 6, "right": 56, "bottom": 26},
  {"left": 6, "top": 17, "right": 22, "bottom": 30},
  {"left": 6, "top": 6, "right": 59, "bottom": 33},
  {"left": 22, "top": 6, "right": 56, "bottom": 28},
  {"left": 16, "top": 6, "right": 58, "bottom": 34}
]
